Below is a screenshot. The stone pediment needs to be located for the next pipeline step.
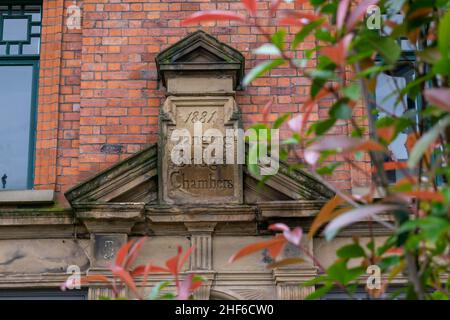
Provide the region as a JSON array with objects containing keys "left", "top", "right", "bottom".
[
  {"left": 65, "top": 144, "right": 158, "bottom": 204},
  {"left": 156, "top": 30, "right": 245, "bottom": 90},
  {"left": 64, "top": 143, "right": 333, "bottom": 206}
]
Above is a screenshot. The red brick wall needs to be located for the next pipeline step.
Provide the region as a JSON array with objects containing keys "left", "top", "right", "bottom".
[{"left": 34, "top": 0, "right": 371, "bottom": 204}]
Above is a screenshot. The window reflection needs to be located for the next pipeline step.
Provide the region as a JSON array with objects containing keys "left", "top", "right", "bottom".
[{"left": 0, "top": 65, "right": 34, "bottom": 190}]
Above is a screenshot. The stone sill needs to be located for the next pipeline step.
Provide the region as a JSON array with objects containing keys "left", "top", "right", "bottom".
[{"left": 0, "top": 190, "right": 55, "bottom": 204}]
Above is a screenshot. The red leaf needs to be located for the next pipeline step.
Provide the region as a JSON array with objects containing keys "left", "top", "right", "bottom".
[
  {"left": 177, "top": 274, "right": 193, "bottom": 300},
  {"left": 320, "top": 34, "right": 353, "bottom": 67},
  {"left": 376, "top": 126, "right": 396, "bottom": 142},
  {"left": 242, "top": 0, "right": 257, "bottom": 15},
  {"left": 279, "top": 17, "right": 307, "bottom": 27},
  {"left": 308, "top": 195, "right": 345, "bottom": 239},
  {"left": 307, "top": 136, "right": 385, "bottom": 155},
  {"left": 270, "top": 0, "right": 282, "bottom": 14},
  {"left": 283, "top": 227, "right": 303, "bottom": 246},
  {"left": 229, "top": 235, "right": 286, "bottom": 263},
  {"left": 166, "top": 246, "right": 182, "bottom": 276},
  {"left": 269, "top": 223, "right": 290, "bottom": 232},
  {"left": 115, "top": 240, "right": 134, "bottom": 268},
  {"left": 287, "top": 114, "right": 303, "bottom": 132},
  {"left": 269, "top": 224, "right": 303, "bottom": 246},
  {"left": 324, "top": 204, "right": 398, "bottom": 239},
  {"left": 191, "top": 279, "right": 204, "bottom": 291},
  {"left": 383, "top": 162, "right": 408, "bottom": 171},
  {"left": 346, "top": 0, "right": 380, "bottom": 32},
  {"left": 131, "top": 264, "right": 169, "bottom": 276},
  {"left": 402, "top": 191, "right": 445, "bottom": 202},
  {"left": 386, "top": 247, "right": 403, "bottom": 255},
  {"left": 304, "top": 149, "right": 320, "bottom": 166},
  {"left": 337, "top": 0, "right": 350, "bottom": 30},
  {"left": 346, "top": 140, "right": 386, "bottom": 153},
  {"left": 61, "top": 274, "right": 110, "bottom": 291},
  {"left": 280, "top": 11, "right": 327, "bottom": 27},
  {"left": 424, "top": 88, "right": 450, "bottom": 112},
  {"left": 267, "top": 240, "right": 285, "bottom": 259},
  {"left": 111, "top": 266, "right": 141, "bottom": 299},
  {"left": 181, "top": 11, "right": 245, "bottom": 26},
  {"left": 262, "top": 98, "right": 273, "bottom": 122},
  {"left": 123, "top": 237, "right": 147, "bottom": 269},
  {"left": 179, "top": 246, "right": 195, "bottom": 272}
]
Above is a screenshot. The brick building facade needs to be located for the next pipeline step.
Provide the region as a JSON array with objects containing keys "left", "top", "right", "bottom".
[
  {"left": 0, "top": 0, "right": 385, "bottom": 300},
  {"left": 31, "top": 0, "right": 370, "bottom": 205}
]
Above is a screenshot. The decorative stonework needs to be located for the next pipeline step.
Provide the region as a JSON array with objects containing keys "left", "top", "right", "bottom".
[
  {"left": 185, "top": 222, "right": 216, "bottom": 271},
  {"left": 273, "top": 268, "right": 318, "bottom": 300},
  {"left": 156, "top": 31, "right": 245, "bottom": 205},
  {"left": 160, "top": 96, "right": 242, "bottom": 204},
  {"left": 92, "top": 234, "right": 127, "bottom": 268}
]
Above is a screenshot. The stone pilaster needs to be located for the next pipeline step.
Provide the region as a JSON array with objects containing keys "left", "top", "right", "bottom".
[
  {"left": 185, "top": 222, "right": 217, "bottom": 300},
  {"left": 273, "top": 268, "right": 318, "bottom": 300}
]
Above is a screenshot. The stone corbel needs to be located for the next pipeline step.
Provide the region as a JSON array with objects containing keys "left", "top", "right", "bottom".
[{"left": 72, "top": 203, "right": 145, "bottom": 269}]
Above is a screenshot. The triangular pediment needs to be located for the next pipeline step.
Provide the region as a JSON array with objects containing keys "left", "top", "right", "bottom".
[
  {"left": 156, "top": 30, "right": 245, "bottom": 89},
  {"left": 65, "top": 144, "right": 158, "bottom": 204},
  {"left": 65, "top": 144, "right": 333, "bottom": 206}
]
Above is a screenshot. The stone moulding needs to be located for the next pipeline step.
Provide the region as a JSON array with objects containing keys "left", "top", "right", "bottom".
[{"left": 155, "top": 30, "right": 245, "bottom": 90}]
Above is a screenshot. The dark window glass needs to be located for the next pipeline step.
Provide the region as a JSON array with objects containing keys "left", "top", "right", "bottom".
[
  {"left": 321, "top": 286, "right": 405, "bottom": 300},
  {"left": 0, "top": 289, "right": 88, "bottom": 300}
]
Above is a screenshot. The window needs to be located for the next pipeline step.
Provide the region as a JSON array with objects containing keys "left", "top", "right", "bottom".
[
  {"left": 374, "top": 12, "right": 419, "bottom": 183},
  {"left": 375, "top": 54, "right": 419, "bottom": 183},
  {"left": 320, "top": 286, "right": 405, "bottom": 300},
  {"left": 0, "top": 289, "right": 88, "bottom": 300},
  {"left": 0, "top": 3, "right": 41, "bottom": 190}
]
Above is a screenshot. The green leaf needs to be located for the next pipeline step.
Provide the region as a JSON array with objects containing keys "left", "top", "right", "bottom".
[
  {"left": 312, "top": 118, "right": 336, "bottom": 135},
  {"left": 272, "top": 29, "right": 286, "bottom": 50},
  {"left": 252, "top": 44, "right": 282, "bottom": 56},
  {"left": 273, "top": 113, "right": 290, "bottom": 129},
  {"left": 308, "top": 69, "right": 336, "bottom": 80},
  {"left": 242, "top": 59, "right": 285, "bottom": 86},
  {"left": 315, "top": 28, "right": 334, "bottom": 42},
  {"left": 417, "top": 47, "right": 442, "bottom": 64},
  {"left": 305, "top": 283, "right": 333, "bottom": 300},
  {"left": 316, "top": 162, "right": 342, "bottom": 175},
  {"left": 292, "top": 19, "right": 325, "bottom": 49},
  {"left": 438, "top": 9, "right": 450, "bottom": 59},
  {"left": 407, "top": 116, "right": 450, "bottom": 168},
  {"left": 336, "top": 244, "right": 366, "bottom": 259},
  {"left": 327, "top": 261, "right": 365, "bottom": 285},
  {"left": 365, "top": 33, "right": 401, "bottom": 65},
  {"left": 282, "top": 137, "right": 300, "bottom": 145},
  {"left": 149, "top": 281, "right": 171, "bottom": 300},
  {"left": 159, "top": 293, "right": 176, "bottom": 300},
  {"left": 330, "top": 101, "right": 352, "bottom": 120},
  {"left": 311, "top": 78, "right": 327, "bottom": 97},
  {"left": 301, "top": 275, "right": 329, "bottom": 287},
  {"left": 342, "top": 83, "right": 361, "bottom": 101}
]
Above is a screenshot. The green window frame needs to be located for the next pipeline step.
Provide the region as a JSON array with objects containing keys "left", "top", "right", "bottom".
[
  {"left": 0, "top": 59, "right": 39, "bottom": 189},
  {"left": 0, "top": 2, "right": 41, "bottom": 190}
]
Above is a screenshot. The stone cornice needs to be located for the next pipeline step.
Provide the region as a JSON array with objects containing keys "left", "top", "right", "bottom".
[{"left": 72, "top": 202, "right": 145, "bottom": 233}]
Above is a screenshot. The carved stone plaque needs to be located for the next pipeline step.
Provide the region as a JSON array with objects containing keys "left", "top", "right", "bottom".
[
  {"left": 93, "top": 234, "right": 126, "bottom": 268},
  {"left": 160, "top": 96, "right": 242, "bottom": 204}
]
